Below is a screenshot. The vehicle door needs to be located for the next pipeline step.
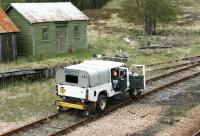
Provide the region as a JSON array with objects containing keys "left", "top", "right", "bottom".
[
  {"left": 129, "top": 65, "right": 145, "bottom": 90},
  {"left": 118, "top": 67, "right": 128, "bottom": 92}
]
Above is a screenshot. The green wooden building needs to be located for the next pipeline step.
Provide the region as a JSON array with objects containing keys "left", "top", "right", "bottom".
[{"left": 6, "top": 2, "right": 89, "bottom": 56}]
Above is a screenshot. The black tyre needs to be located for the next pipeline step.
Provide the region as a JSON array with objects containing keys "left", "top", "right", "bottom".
[
  {"left": 129, "top": 89, "right": 141, "bottom": 100},
  {"left": 96, "top": 95, "right": 107, "bottom": 113}
]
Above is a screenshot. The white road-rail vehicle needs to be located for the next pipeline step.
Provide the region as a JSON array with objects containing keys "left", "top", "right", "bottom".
[{"left": 55, "top": 59, "right": 145, "bottom": 113}]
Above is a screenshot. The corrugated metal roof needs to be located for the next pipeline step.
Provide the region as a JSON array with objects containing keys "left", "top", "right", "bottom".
[
  {"left": 0, "top": 8, "right": 19, "bottom": 33},
  {"left": 10, "top": 2, "right": 89, "bottom": 24}
]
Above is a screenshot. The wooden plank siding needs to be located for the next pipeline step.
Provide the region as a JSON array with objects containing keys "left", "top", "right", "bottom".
[
  {"left": 7, "top": 9, "right": 87, "bottom": 56},
  {"left": 7, "top": 8, "right": 33, "bottom": 56},
  {"left": 67, "top": 21, "right": 88, "bottom": 50},
  {"left": 0, "top": 33, "right": 17, "bottom": 63},
  {"left": 32, "top": 21, "right": 87, "bottom": 55},
  {"left": 33, "top": 23, "right": 57, "bottom": 55}
]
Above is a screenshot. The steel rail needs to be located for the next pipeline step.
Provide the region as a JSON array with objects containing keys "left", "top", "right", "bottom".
[
  {"left": 0, "top": 113, "right": 59, "bottom": 136},
  {"left": 146, "top": 62, "right": 200, "bottom": 83},
  {"left": 193, "top": 130, "right": 200, "bottom": 136},
  {"left": 147, "top": 55, "right": 200, "bottom": 67},
  {"left": 48, "top": 71, "right": 200, "bottom": 136},
  {"left": 150, "top": 60, "right": 200, "bottom": 72}
]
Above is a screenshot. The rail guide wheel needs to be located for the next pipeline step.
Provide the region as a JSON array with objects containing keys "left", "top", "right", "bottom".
[
  {"left": 83, "top": 110, "right": 90, "bottom": 117},
  {"left": 57, "top": 106, "right": 65, "bottom": 113},
  {"left": 129, "top": 89, "right": 142, "bottom": 100}
]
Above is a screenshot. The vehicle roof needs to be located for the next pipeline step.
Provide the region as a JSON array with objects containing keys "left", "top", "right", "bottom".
[
  {"left": 66, "top": 60, "right": 123, "bottom": 75},
  {"left": 67, "top": 62, "right": 110, "bottom": 75},
  {"left": 84, "top": 60, "right": 124, "bottom": 69}
]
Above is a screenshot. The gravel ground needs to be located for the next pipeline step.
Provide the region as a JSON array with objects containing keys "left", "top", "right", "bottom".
[{"left": 68, "top": 104, "right": 163, "bottom": 136}]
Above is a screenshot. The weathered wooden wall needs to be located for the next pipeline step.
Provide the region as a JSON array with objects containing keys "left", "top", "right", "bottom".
[
  {"left": 7, "top": 8, "right": 33, "bottom": 56},
  {"left": 0, "top": 33, "right": 17, "bottom": 63},
  {"left": 32, "top": 21, "right": 87, "bottom": 55}
]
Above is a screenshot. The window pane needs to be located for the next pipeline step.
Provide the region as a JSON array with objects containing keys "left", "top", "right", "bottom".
[
  {"left": 42, "top": 26, "right": 49, "bottom": 40},
  {"left": 65, "top": 75, "right": 78, "bottom": 83},
  {"left": 74, "top": 25, "right": 79, "bottom": 38}
]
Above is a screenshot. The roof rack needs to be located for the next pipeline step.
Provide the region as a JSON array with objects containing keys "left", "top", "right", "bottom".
[{"left": 92, "top": 54, "right": 128, "bottom": 63}]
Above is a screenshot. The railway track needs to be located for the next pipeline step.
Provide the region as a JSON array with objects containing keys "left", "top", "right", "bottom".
[
  {"left": 0, "top": 113, "right": 60, "bottom": 136},
  {"left": 146, "top": 55, "right": 200, "bottom": 67},
  {"left": 146, "top": 60, "right": 200, "bottom": 78},
  {"left": 193, "top": 130, "right": 200, "bottom": 136},
  {"left": 146, "top": 56, "right": 200, "bottom": 78},
  {"left": 1, "top": 61, "right": 199, "bottom": 136},
  {"left": 148, "top": 60, "right": 200, "bottom": 72}
]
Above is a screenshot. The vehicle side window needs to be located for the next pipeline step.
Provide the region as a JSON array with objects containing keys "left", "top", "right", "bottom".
[
  {"left": 65, "top": 75, "right": 78, "bottom": 83},
  {"left": 74, "top": 24, "right": 80, "bottom": 38},
  {"left": 42, "top": 26, "right": 49, "bottom": 40},
  {"left": 120, "top": 69, "right": 127, "bottom": 79}
]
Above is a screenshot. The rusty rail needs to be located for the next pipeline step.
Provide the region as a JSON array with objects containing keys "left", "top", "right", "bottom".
[
  {"left": 48, "top": 72, "right": 200, "bottom": 136},
  {"left": 146, "top": 62, "right": 200, "bottom": 83},
  {"left": 0, "top": 113, "right": 59, "bottom": 136},
  {"left": 147, "top": 55, "right": 200, "bottom": 67},
  {"left": 150, "top": 60, "right": 200, "bottom": 72},
  {"left": 193, "top": 130, "right": 200, "bottom": 136}
]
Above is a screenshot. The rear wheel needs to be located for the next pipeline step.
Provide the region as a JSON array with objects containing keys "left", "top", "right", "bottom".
[
  {"left": 96, "top": 95, "right": 107, "bottom": 113},
  {"left": 129, "top": 89, "right": 141, "bottom": 100}
]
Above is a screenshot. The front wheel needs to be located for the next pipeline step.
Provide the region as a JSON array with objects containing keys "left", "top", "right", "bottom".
[
  {"left": 96, "top": 95, "right": 107, "bottom": 113},
  {"left": 129, "top": 89, "right": 141, "bottom": 100}
]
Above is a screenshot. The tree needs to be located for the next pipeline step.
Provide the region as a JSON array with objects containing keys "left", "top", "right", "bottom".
[
  {"left": 1, "top": 0, "right": 26, "bottom": 10},
  {"left": 121, "top": 0, "right": 179, "bottom": 35}
]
